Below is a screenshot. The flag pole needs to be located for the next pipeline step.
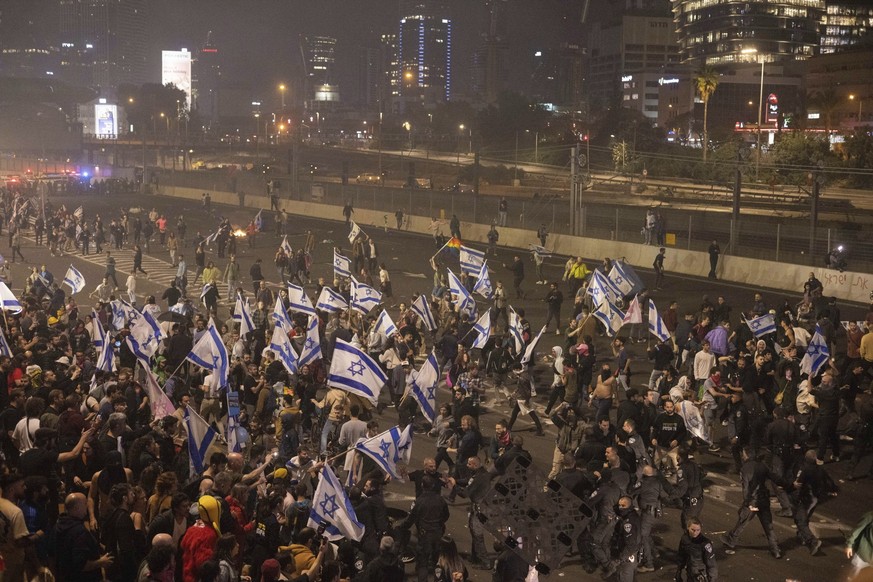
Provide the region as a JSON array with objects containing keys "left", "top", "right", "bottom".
[{"left": 429, "top": 238, "right": 451, "bottom": 266}]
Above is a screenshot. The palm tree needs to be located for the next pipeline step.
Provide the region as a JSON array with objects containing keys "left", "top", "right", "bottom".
[
  {"left": 808, "top": 88, "right": 840, "bottom": 134},
  {"left": 695, "top": 66, "right": 720, "bottom": 161}
]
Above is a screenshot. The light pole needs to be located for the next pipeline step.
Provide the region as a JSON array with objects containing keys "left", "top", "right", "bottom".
[
  {"left": 279, "top": 84, "right": 286, "bottom": 110},
  {"left": 849, "top": 94, "right": 863, "bottom": 124},
  {"left": 742, "top": 48, "right": 765, "bottom": 180},
  {"left": 457, "top": 124, "right": 465, "bottom": 165}
]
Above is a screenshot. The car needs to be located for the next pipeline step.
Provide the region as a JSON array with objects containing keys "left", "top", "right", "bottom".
[{"left": 356, "top": 173, "right": 381, "bottom": 184}]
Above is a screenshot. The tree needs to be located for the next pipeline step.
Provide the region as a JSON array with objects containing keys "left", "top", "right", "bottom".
[
  {"left": 695, "top": 66, "right": 720, "bottom": 161},
  {"left": 807, "top": 88, "right": 840, "bottom": 134}
]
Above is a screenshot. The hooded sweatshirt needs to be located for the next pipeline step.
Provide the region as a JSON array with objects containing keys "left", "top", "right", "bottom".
[{"left": 551, "top": 346, "right": 565, "bottom": 386}]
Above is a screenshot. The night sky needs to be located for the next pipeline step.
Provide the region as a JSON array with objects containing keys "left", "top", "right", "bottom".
[{"left": 145, "top": 0, "right": 583, "bottom": 95}]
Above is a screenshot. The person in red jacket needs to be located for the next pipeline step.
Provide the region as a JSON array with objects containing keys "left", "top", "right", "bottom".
[{"left": 180, "top": 495, "right": 221, "bottom": 582}]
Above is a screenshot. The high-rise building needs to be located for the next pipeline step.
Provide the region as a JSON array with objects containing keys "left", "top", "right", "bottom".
[
  {"left": 820, "top": 0, "right": 873, "bottom": 54},
  {"left": 353, "top": 46, "right": 383, "bottom": 111},
  {"left": 530, "top": 43, "right": 585, "bottom": 108},
  {"left": 0, "top": 0, "right": 59, "bottom": 79},
  {"left": 398, "top": 0, "right": 453, "bottom": 108},
  {"left": 196, "top": 31, "right": 222, "bottom": 129},
  {"left": 672, "top": 0, "right": 824, "bottom": 66},
  {"left": 380, "top": 33, "right": 402, "bottom": 115},
  {"left": 470, "top": 0, "right": 509, "bottom": 105},
  {"left": 300, "top": 35, "right": 339, "bottom": 109},
  {"left": 58, "top": 0, "right": 148, "bottom": 92}
]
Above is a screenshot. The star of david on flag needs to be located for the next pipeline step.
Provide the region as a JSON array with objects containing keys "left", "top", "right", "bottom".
[
  {"left": 287, "top": 284, "right": 316, "bottom": 316},
  {"left": 316, "top": 286, "right": 347, "bottom": 313},
  {"left": 743, "top": 313, "right": 777, "bottom": 338},
  {"left": 587, "top": 270, "right": 622, "bottom": 308},
  {"left": 348, "top": 221, "right": 363, "bottom": 244},
  {"left": 270, "top": 324, "right": 299, "bottom": 375},
  {"left": 298, "top": 316, "right": 323, "bottom": 366},
  {"left": 593, "top": 300, "right": 626, "bottom": 338},
  {"left": 471, "top": 310, "right": 492, "bottom": 350},
  {"left": 185, "top": 405, "right": 220, "bottom": 474},
  {"left": 272, "top": 296, "right": 294, "bottom": 334},
  {"left": 353, "top": 424, "right": 413, "bottom": 481},
  {"left": 233, "top": 296, "right": 256, "bottom": 336},
  {"left": 333, "top": 249, "right": 352, "bottom": 279},
  {"left": 351, "top": 276, "right": 382, "bottom": 314},
  {"left": 410, "top": 350, "right": 439, "bottom": 423},
  {"left": 328, "top": 338, "right": 386, "bottom": 404},
  {"left": 373, "top": 310, "right": 397, "bottom": 337},
  {"left": 185, "top": 319, "right": 229, "bottom": 391},
  {"left": 472, "top": 261, "right": 493, "bottom": 300},
  {"left": 411, "top": 294, "right": 437, "bottom": 332},
  {"left": 647, "top": 299, "right": 671, "bottom": 342},
  {"left": 307, "top": 466, "right": 364, "bottom": 541},
  {"left": 800, "top": 327, "right": 830, "bottom": 378},
  {"left": 459, "top": 245, "right": 485, "bottom": 276},
  {"left": 508, "top": 307, "right": 525, "bottom": 354},
  {"left": 447, "top": 269, "right": 477, "bottom": 319},
  {"left": 62, "top": 265, "right": 86, "bottom": 294},
  {"left": 608, "top": 260, "right": 644, "bottom": 296}
]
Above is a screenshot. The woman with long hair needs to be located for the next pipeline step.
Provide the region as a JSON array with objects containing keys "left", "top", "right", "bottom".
[
  {"left": 435, "top": 535, "right": 468, "bottom": 582},
  {"left": 213, "top": 534, "right": 240, "bottom": 582},
  {"left": 146, "top": 471, "right": 178, "bottom": 523}
]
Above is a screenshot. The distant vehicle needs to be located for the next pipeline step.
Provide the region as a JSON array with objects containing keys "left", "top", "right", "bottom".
[
  {"left": 403, "top": 177, "right": 432, "bottom": 189},
  {"left": 356, "top": 173, "right": 381, "bottom": 184},
  {"left": 447, "top": 182, "right": 475, "bottom": 193}
]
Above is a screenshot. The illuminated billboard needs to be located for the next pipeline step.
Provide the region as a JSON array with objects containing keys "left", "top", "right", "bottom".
[
  {"left": 162, "top": 49, "right": 192, "bottom": 110},
  {"left": 94, "top": 103, "right": 118, "bottom": 138}
]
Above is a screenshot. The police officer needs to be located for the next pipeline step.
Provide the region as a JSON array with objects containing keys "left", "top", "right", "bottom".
[
  {"left": 620, "top": 418, "right": 652, "bottom": 480},
  {"left": 721, "top": 449, "right": 783, "bottom": 559},
  {"left": 791, "top": 449, "right": 834, "bottom": 556},
  {"left": 675, "top": 518, "right": 718, "bottom": 581},
  {"left": 584, "top": 469, "right": 624, "bottom": 574},
  {"left": 764, "top": 407, "right": 800, "bottom": 517},
  {"left": 396, "top": 474, "right": 450, "bottom": 581},
  {"left": 449, "top": 455, "right": 493, "bottom": 569},
  {"left": 602, "top": 495, "right": 641, "bottom": 581},
  {"left": 675, "top": 449, "right": 705, "bottom": 529},
  {"left": 634, "top": 465, "right": 674, "bottom": 572},
  {"left": 723, "top": 391, "right": 750, "bottom": 473}
]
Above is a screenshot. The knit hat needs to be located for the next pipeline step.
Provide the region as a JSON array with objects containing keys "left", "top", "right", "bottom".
[
  {"left": 260, "top": 559, "right": 281, "bottom": 582},
  {"left": 198, "top": 495, "right": 222, "bottom": 534}
]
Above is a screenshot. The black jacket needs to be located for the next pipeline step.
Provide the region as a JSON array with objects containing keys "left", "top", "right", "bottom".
[{"left": 54, "top": 515, "right": 102, "bottom": 582}]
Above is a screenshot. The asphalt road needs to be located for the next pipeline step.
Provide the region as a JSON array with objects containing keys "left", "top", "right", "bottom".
[{"left": 10, "top": 191, "right": 867, "bottom": 582}]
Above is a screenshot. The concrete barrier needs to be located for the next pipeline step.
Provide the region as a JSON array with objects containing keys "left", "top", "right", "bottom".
[{"left": 158, "top": 186, "right": 871, "bottom": 305}]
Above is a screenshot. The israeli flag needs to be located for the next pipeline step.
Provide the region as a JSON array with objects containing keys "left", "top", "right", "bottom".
[
  {"left": 128, "top": 310, "right": 163, "bottom": 361},
  {"left": 270, "top": 324, "right": 299, "bottom": 375},
  {"left": 528, "top": 243, "right": 553, "bottom": 257},
  {"left": 96, "top": 339, "right": 115, "bottom": 372},
  {"left": 593, "top": 300, "right": 626, "bottom": 337},
  {"left": 351, "top": 277, "right": 382, "bottom": 314},
  {"left": 281, "top": 235, "right": 294, "bottom": 256},
  {"left": 110, "top": 298, "right": 139, "bottom": 330},
  {"left": 348, "top": 221, "right": 362, "bottom": 244},
  {"left": 521, "top": 324, "right": 547, "bottom": 366},
  {"left": 308, "top": 466, "right": 365, "bottom": 542},
  {"left": 140, "top": 361, "right": 175, "bottom": 420},
  {"left": 0, "top": 328, "right": 11, "bottom": 357},
  {"left": 647, "top": 299, "right": 671, "bottom": 342},
  {"left": 91, "top": 308, "right": 106, "bottom": 349},
  {"left": 411, "top": 294, "right": 437, "bottom": 332},
  {"left": 272, "top": 296, "right": 294, "bottom": 334},
  {"left": 410, "top": 351, "right": 439, "bottom": 423},
  {"left": 801, "top": 327, "right": 830, "bottom": 377},
  {"left": 447, "top": 269, "right": 477, "bottom": 319},
  {"left": 374, "top": 310, "right": 398, "bottom": 337},
  {"left": 459, "top": 245, "right": 485, "bottom": 276},
  {"left": 73, "top": 206, "right": 84, "bottom": 220},
  {"left": 508, "top": 307, "right": 525, "bottom": 354},
  {"left": 185, "top": 405, "right": 219, "bottom": 475},
  {"left": 744, "top": 313, "right": 777, "bottom": 338},
  {"left": 233, "top": 296, "right": 256, "bottom": 336},
  {"left": 62, "top": 265, "right": 86, "bottom": 294},
  {"left": 353, "top": 424, "right": 413, "bottom": 481},
  {"left": 298, "top": 316, "right": 323, "bottom": 366},
  {"left": 328, "top": 338, "right": 387, "bottom": 405},
  {"left": 472, "top": 261, "right": 493, "bottom": 300},
  {"left": 316, "top": 286, "right": 348, "bottom": 313},
  {"left": 333, "top": 249, "right": 352, "bottom": 279},
  {"left": 608, "top": 260, "right": 644, "bottom": 296},
  {"left": 185, "top": 319, "right": 229, "bottom": 389},
  {"left": 226, "top": 390, "right": 243, "bottom": 453},
  {"left": 0, "top": 282, "right": 22, "bottom": 313},
  {"left": 287, "top": 284, "right": 316, "bottom": 315},
  {"left": 203, "top": 229, "right": 220, "bottom": 247},
  {"left": 587, "top": 270, "right": 622, "bottom": 307},
  {"left": 471, "top": 310, "right": 492, "bottom": 350}
]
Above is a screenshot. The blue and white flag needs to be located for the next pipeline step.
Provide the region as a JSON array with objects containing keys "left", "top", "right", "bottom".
[
  {"left": 287, "top": 284, "right": 316, "bottom": 316},
  {"left": 316, "top": 286, "right": 347, "bottom": 313},
  {"left": 459, "top": 245, "right": 485, "bottom": 276},
  {"left": 587, "top": 270, "right": 622, "bottom": 308},
  {"left": 272, "top": 296, "right": 294, "bottom": 334},
  {"left": 281, "top": 235, "right": 294, "bottom": 256},
  {"left": 233, "top": 296, "right": 255, "bottom": 336},
  {"left": 199, "top": 283, "right": 218, "bottom": 306},
  {"left": 410, "top": 351, "right": 439, "bottom": 423},
  {"left": 62, "top": 265, "right": 86, "bottom": 294},
  {"left": 140, "top": 361, "right": 175, "bottom": 420},
  {"left": 333, "top": 249, "right": 352, "bottom": 279},
  {"left": 253, "top": 209, "right": 263, "bottom": 232},
  {"left": 0, "top": 328, "right": 11, "bottom": 358},
  {"left": 411, "top": 294, "right": 437, "bottom": 332},
  {"left": 374, "top": 310, "right": 397, "bottom": 337},
  {"left": 471, "top": 310, "right": 492, "bottom": 350},
  {"left": 96, "top": 339, "right": 115, "bottom": 372},
  {"left": 185, "top": 405, "right": 219, "bottom": 474},
  {"left": 128, "top": 309, "right": 163, "bottom": 362},
  {"left": 226, "top": 390, "right": 243, "bottom": 453},
  {"left": 801, "top": 327, "right": 830, "bottom": 377},
  {"left": 647, "top": 299, "right": 671, "bottom": 342},
  {"left": 185, "top": 319, "right": 229, "bottom": 389},
  {"left": 348, "top": 221, "right": 362, "bottom": 244},
  {"left": 308, "top": 466, "right": 365, "bottom": 542},
  {"left": 508, "top": 307, "right": 525, "bottom": 354},
  {"left": 298, "top": 316, "right": 323, "bottom": 366},
  {"left": 520, "top": 324, "right": 547, "bottom": 366},
  {"left": 744, "top": 313, "right": 777, "bottom": 338},
  {"left": 110, "top": 298, "right": 138, "bottom": 330},
  {"left": 203, "top": 229, "right": 220, "bottom": 247},
  {"left": 91, "top": 308, "right": 106, "bottom": 349},
  {"left": 472, "top": 261, "right": 493, "bottom": 300},
  {"left": 351, "top": 277, "right": 382, "bottom": 314},
  {"left": 447, "top": 269, "right": 477, "bottom": 319},
  {"left": 270, "top": 324, "right": 299, "bottom": 375},
  {"left": 609, "top": 260, "right": 644, "bottom": 296},
  {"left": 353, "top": 424, "right": 413, "bottom": 481},
  {"left": 0, "top": 282, "right": 22, "bottom": 313},
  {"left": 593, "top": 300, "right": 625, "bottom": 337},
  {"left": 328, "top": 338, "right": 387, "bottom": 405},
  {"left": 528, "top": 243, "right": 553, "bottom": 257}
]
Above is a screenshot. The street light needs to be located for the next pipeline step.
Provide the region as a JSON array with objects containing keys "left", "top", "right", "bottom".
[
  {"left": 278, "top": 84, "right": 286, "bottom": 109},
  {"left": 742, "top": 48, "right": 765, "bottom": 180},
  {"left": 457, "top": 124, "right": 465, "bottom": 165},
  {"left": 849, "top": 94, "right": 863, "bottom": 124}
]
